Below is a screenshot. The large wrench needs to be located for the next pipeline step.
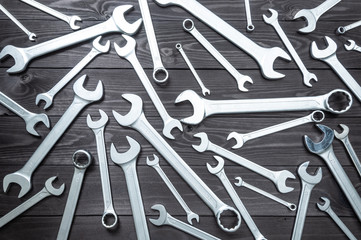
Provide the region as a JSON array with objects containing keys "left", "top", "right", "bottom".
[
  {"left": 264, "top": 9, "right": 318, "bottom": 87},
  {"left": 0, "top": 5, "right": 142, "bottom": 74},
  {"left": 153, "top": 0, "right": 291, "bottom": 80},
  {"left": 114, "top": 35, "right": 182, "bottom": 140},
  {"left": 337, "top": 20, "right": 361, "bottom": 35},
  {"left": 244, "top": 0, "right": 254, "bottom": 32},
  {"left": 175, "top": 89, "right": 351, "bottom": 125},
  {"left": 57, "top": 150, "right": 92, "bottom": 240},
  {"left": 3, "top": 75, "right": 103, "bottom": 198},
  {"left": 87, "top": 110, "right": 118, "bottom": 229},
  {"left": 344, "top": 40, "right": 361, "bottom": 53},
  {"left": 112, "top": 94, "right": 241, "bottom": 232},
  {"left": 36, "top": 36, "right": 110, "bottom": 110},
  {"left": 193, "top": 132, "right": 296, "bottom": 193},
  {"left": 182, "top": 19, "right": 253, "bottom": 92}
]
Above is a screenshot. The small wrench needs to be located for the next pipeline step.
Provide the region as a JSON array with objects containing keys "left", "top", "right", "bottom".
[
  {"left": 244, "top": 0, "right": 254, "bottom": 32},
  {"left": 337, "top": 20, "right": 361, "bottom": 35},
  {"left": 57, "top": 150, "right": 92, "bottom": 240},
  {"left": 344, "top": 40, "right": 361, "bottom": 53},
  {"left": 176, "top": 43, "right": 210, "bottom": 96}
]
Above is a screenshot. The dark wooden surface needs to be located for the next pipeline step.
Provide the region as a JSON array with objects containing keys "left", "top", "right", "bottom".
[{"left": 0, "top": 0, "right": 360, "bottom": 239}]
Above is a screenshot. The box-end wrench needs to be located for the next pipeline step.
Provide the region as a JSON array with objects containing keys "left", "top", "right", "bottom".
[
  {"left": 227, "top": 111, "right": 325, "bottom": 149},
  {"left": 36, "top": 36, "right": 110, "bottom": 110},
  {"left": 304, "top": 124, "right": 361, "bottom": 222},
  {"left": 175, "top": 89, "right": 352, "bottom": 125},
  {"left": 20, "top": 0, "right": 82, "bottom": 30},
  {"left": 182, "top": 19, "right": 253, "bottom": 92},
  {"left": 146, "top": 154, "right": 199, "bottom": 225},
  {"left": 3, "top": 75, "right": 103, "bottom": 198},
  {"left": 0, "top": 91, "right": 50, "bottom": 136},
  {"left": 114, "top": 35, "right": 182, "bottom": 140},
  {"left": 193, "top": 132, "right": 296, "bottom": 193},
  {"left": 264, "top": 9, "right": 317, "bottom": 87},
  {"left": 0, "top": 5, "right": 142, "bottom": 74},
  {"left": 344, "top": 40, "right": 361, "bottom": 53},
  {"left": 337, "top": 20, "right": 361, "bottom": 35},
  {"left": 57, "top": 150, "right": 92, "bottom": 240},
  {"left": 110, "top": 137, "right": 150, "bottom": 240},
  {"left": 112, "top": 94, "right": 241, "bottom": 232},
  {"left": 0, "top": 176, "right": 64, "bottom": 228},
  {"left": 87, "top": 110, "right": 118, "bottom": 229},
  {"left": 244, "top": 0, "right": 254, "bottom": 32}
]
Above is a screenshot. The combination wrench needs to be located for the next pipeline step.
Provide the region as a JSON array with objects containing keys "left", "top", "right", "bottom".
[
  {"left": 337, "top": 20, "right": 361, "bottom": 35},
  {"left": 244, "top": 0, "right": 254, "bottom": 32},
  {"left": 344, "top": 40, "right": 361, "bottom": 53}
]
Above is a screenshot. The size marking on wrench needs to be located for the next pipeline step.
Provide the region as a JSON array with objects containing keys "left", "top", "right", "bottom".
[
  {"left": 244, "top": 0, "right": 254, "bottom": 32},
  {"left": 344, "top": 40, "right": 361, "bottom": 53},
  {"left": 337, "top": 19, "right": 361, "bottom": 35}
]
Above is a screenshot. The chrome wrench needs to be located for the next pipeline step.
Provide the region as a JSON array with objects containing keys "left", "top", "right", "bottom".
[
  {"left": 344, "top": 40, "right": 361, "bottom": 53},
  {"left": 337, "top": 20, "right": 361, "bottom": 35},
  {"left": 244, "top": 0, "right": 254, "bottom": 32}
]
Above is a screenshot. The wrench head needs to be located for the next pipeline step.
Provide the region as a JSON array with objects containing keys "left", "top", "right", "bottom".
[
  {"left": 112, "top": 5, "right": 143, "bottom": 35},
  {"left": 227, "top": 132, "right": 244, "bottom": 149},
  {"left": 0, "top": 45, "right": 29, "bottom": 73},
  {"left": 175, "top": 90, "right": 205, "bottom": 125},
  {"left": 303, "top": 72, "right": 318, "bottom": 88},
  {"left": 26, "top": 113, "right": 51, "bottom": 137},
  {"left": 259, "top": 47, "right": 291, "bottom": 79},
  {"left": 35, "top": 92, "right": 53, "bottom": 110},
  {"left": 28, "top": 33, "right": 37, "bottom": 42},
  {"left": 206, "top": 156, "right": 225, "bottom": 175},
  {"left": 234, "top": 177, "right": 244, "bottom": 187},
  {"left": 72, "top": 149, "right": 92, "bottom": 169},
  {"left": 44, "top": 176, "right": 65, "bottom": 196},
  {"left": 187, "top": 212, "right": 200, "bottom": 225},
  {"left": 192, "top": 132, "right": 210, "bottom": 152},
  {"left": 114, "top": 34, "right": 136, "bottom": 59},
  {"left": 297, "top": 161, "right": 322, "bottom": 185},
  {"left": 235, "top": 75, "right": 253, "bottom": 92},
  {"left": 293, "top": 9, "right": 317, "bottom": 33},
  {"left": 344, "top": 40, "right": 355, "bottom": 51},
  {"left": 92, "top": 36, "right": 110, "bottom": 53},
  {"left": 110, "top": 136, "right": 141, "bottom": 165},
  {"left": 146, "top": 154, "right": 160, "bottom": 166},
  {"left": 112, "top": 94, "right": 143, "bottom": 127},
  {"left": 334, "top": 124, "right": 349, "bottom": 140},
  {"left": 87, "top": 109, "right": 109, "bottom": 130},
  {"left": 274, "top": 170, "right": 296, "bottom": 193},
  {"left": 304, "top": 124, "right": 334, "bottom": 154},
  {"left": 311, "top": 36, "right": 337, "bottom": 60},
  {"left": 73, "top": 74, "right": 104, "bottom": 102},
  {"left": 317, "top": 197, "right": 330, "bottom": 212},
  {"left": 162, "top": 118, "right": 183, "bottom": 140},
  {"left": 262, "top": 9, "right": 278, "bottom": 25},
  {"left": 3, "top": 171, "right": 31, "bottom": 198},
  {"left": 69, "top": 15, "right": 82, "bottom": 30},
  {"left": 149, "top": 204, "right": 168, "bottom": 226}
]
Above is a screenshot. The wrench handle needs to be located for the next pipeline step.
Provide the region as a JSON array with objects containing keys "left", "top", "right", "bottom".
[
  {"left": 0, "top": 91, "right": 32, "bottom": 120},
  {"left": 342, "top": 20, "right": 361, "bottom": 33},
  {"left": 327, "top": 208, "right": 358, "bottom": 240},
  {"left": 0, "top": 4, "right": 32, "bottom": 36},
  {"left": 342, "top": 138, "right": 361, "bottom": 177},
  {"left": 20, "top": 0, "right": 70, "bottom": 23},
  {"left": 244, "top": 0, "right": 254, "bottom": 31},
  {"left": 312, "top": 0, "right": 341, "bottom": 20}
]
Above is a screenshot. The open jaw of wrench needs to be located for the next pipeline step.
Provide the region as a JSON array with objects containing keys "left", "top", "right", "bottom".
[
  {"left": 175, "top": 89, "right": 352, "bottom": 125},
  {"left": 36, "top": 36, "right": 110, "bottom": 110},
  {"left": 337, "top": 19, "right": 361, "bottom": 35},
  {"left": 0, "top": 5, "right": 142, "bottom": 74},
  {"left": 304, "top": 124, "right": 361, "bottom": 222},
  {"left": 244, "top": 0, "right": 254, "bottom": 32},
  {"left": 3, "top": 75, "right": 103, "bottom": 198},
  {"left": 344, "top": 40, "right": 361, "bottom": 53},
  {"left": 153, "top": 0, "right": 291, "bottom": 80},
  {"left": 112, "top": 94, "right": 241, "bottom": 232},
  {"left": 227, "top": 110, "right": 325, "bottom": 149},
  {"left": 114, "top": 35, "right": 182, "bottom": 140},
  {"left": 193, "top": 132, "right": 296, "bottom": 193}
]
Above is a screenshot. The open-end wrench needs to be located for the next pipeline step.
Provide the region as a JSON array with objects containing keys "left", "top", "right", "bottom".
[
  {"left": 182, "top": 19, "right": 253, "bottom": 92},
  {"left": 20, "top": 0, "right": 82, "bottom": 30},
  {"left": 138, "top": 0, "right": 168, "bottom": 84},
  {"left": 114, "top": 35, "right": 182, "bottom": 140},
  {"left": 3, "top": 75, "right": 103, "bottom": 198},
  {"left": 337, "top": 20, "right": 361, "bottom": 35},
  {"left": 0, "top": 4, "right": 36, "bottom": 41},
  {"left": 112, "top": 94, "right": 241, "bottom": 232},
  {"left": 150, "top": 204, "right": 221, "bottom": 240},
  {"left": 264, "top": 9, "right": 317, "bottom": 87},
  {"left": 293, "top": 0, "right": 341, "bottom": 33},
  {"left": 110, "top": 137, "right": 150, "bottom": 240},
  {"left": 36, "top": 36, "right": 110, "bottom": 110},
  {"left": 193, "top": 132, "right": 295, "bottom": 193},
  {"left": 311, "top": 36, "right": 361, "bottom": 102},
  {"left": 244, "top": 0, "right": 254, "bottom": 32},
  {"left": 87, "top": 110, "right": 118, "bottom": 229},
  {"left": 317, "top": 197, "right": 357, "bottom": 240},
  {"left": 176, "top": 43, "right": 210, "bottom": 96},
  {"left": 0, "top": 5, "right": 142, "bottom": 74},
  {"left": 0, "top": 176, "right": 64, "bottom": 228},
  {"left": 228, "top": 111, "right": 325, "bottom": 149},
  {"left": 304, "top": 124, "right": 361, "bottom": 222},
  {"left": 175, "top": 89, "right": 351, "bottom": 125},
  {"left": 334, "top": 124, "right": 361, "bottom": 177},
  {"left": 154, "top": 0, "right": 291, "bottom": 80},
  {"left": 57, "top": 150, "right": 92, "bottom": 240},
  {"left": 0, "top": 91, "right": 50, "bottom": 136},
  {"left": 146, "top": 154, "right": 199, "bottom": 225},
  {"left": 344, "top": 40, "right": 361, "bottom": 53}
]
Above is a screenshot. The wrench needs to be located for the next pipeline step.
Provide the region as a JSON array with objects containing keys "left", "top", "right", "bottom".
[
  {"left": 176, "top": 43, "right": 210, "bottom": 96},
  {"left": 146, "top": 154, "right": 199, "bottom": 225},
  {"left": 264, "top": 9, "right": 318, "bottom": 87},
  {"left": 337, "top": 20, "right": 361, "bottom": 35},
  {"left": 153, "top": 0, "right": 291, "bottom": 80},
  {"left": 334, "top": 124, "right": 361, "bottom": 177},
  {"left": 182, "top": 19, "right": 253, "bottom": 92},
  {"left": 311, "top": 36, "right": 361, "bottom": 102},
  {"left": 57, "top": 150, "right": 92, "bottom": 240},
  {"left": 0, "top": 176, "right": 64, "bottom": 228},
  {"left": 36, "top": 36, "right": 110, "bottom": 110},
  {"left": 304, "top": 124, "right": 361, "bottom": 222},
  {"left": 110, "top": 137, "right": 150, "bottom": 240},
  {"left": 227, "top": 110, "right": 325, "bottom": 149},
  {"left": 193, "top": 132, "right": 296, "bottom": 193},
  {"left": 234, "top": 177, "right": 297, "bottom": 211},
  {"left": 344, "top": 40, "right": 361, "bottom": 53},
  {"left": 317, "top": 197, "right": 357, "bottom": 240},
  {"left": 0, "top": 4, "right": 36, "bottom": 41},
  {"left": 114, "top": 35, "right": 182, "bottom": 140},
  {"left": 138, "top": 0, "right": 169, "bottom": 84},
  {"left": 244, "top": 0, "right": 254, "bottom": 32},
  {"left": 175, "top": 89, "right": 351, "bottom": 125},
  {"left": 3, "top": 75, "right": 103, "bottom": 198},
  {"left": 208, "top": 156, "right": 267, "bottom": 240},
  {"left": 0, "top": 5, "right": 142, "bottom": 74},
  {"left": 112, "top": 94, "right": 241, "bottom": 232},
  {"left": 87, "top": 110, "right": 118, "bottom": 229},
  {"left": 293, "top": 0, "right": 341, "bottom": 33},
  {"left": 292, "top": 161, "right": 322, "bottom": 240},
  {"left": 20, "top": 0, "right": 82, "bottom": 30},
  {"left": 150, "top": 204, "right": 221, "bottom": 240},
  {"left": 0, "top": 91, "right": 50, "bottom": 136}
]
